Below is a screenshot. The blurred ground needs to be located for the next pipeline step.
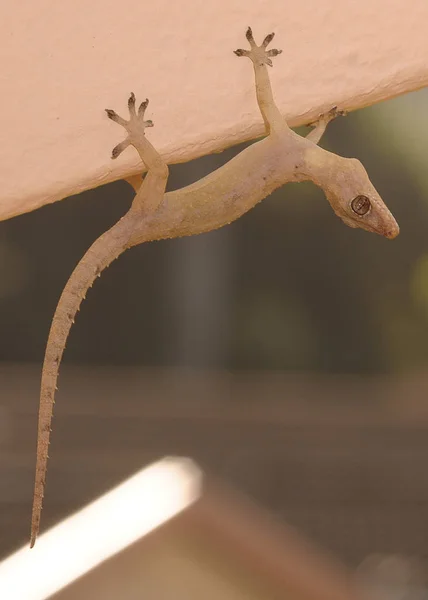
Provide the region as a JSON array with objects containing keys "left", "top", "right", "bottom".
[{"left": 1, "top": 365, "right": 428, "bottom": 566}]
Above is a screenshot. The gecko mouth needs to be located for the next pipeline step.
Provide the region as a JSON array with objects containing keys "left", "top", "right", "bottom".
[
  {"left": 341, "top": 214, "right": 400, "bottom": 239},
  {"left": 383, "top": 224, "right": 400, "bottom": 239},
  {"left": 362, "top": 220, "right": 400, "bottom": 239}
]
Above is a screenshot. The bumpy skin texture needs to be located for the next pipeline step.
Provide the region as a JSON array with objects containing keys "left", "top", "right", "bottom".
[{"left": 30, "top": 27, "right": 399, "bottom": 547}]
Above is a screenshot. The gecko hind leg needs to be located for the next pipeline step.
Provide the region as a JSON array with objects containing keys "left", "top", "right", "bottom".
[
  {"left": 306, "top": 106, "right": 347, "bottom": 145},
  {"left": 106, "top": 93, "right": 169, "bottom": 214}
]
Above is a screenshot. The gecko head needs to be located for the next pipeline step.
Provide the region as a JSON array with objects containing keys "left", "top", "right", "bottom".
[{"left": 325, "top": 157, "right": 399, "bottom": 239}]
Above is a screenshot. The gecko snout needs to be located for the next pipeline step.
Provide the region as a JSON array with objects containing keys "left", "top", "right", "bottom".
[
  {"left": 369, "top": 206, "right": 400, "bottom": 239},
  {"left": 383, "top": 221, "right": 400, "bottom": 239}
]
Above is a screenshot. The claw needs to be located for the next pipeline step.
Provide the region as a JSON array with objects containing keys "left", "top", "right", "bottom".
[
  {"left": 111, "top": 138, "right": 130, "bottom": 159},
  {"left": 328, "top": 106, "right": 347, "bottom": 119},
  {"left": 234, "top": 48, "right": 250, "bottom": 58},
  {"left": 128, "top": 92, "right": 136, "bottom": 116},
  {"left": 106, "top": 94, "right": 155, "bottom": 159},
  {"left": 245, "top": 26, "right": 255, "bottom": 46},
  {"left": 307, "top": 106, "right": 347, "bottom": 129},
  {"left": 105, "top": 109, "right": 128, "bottom": 128},
  {"left": 234, "top": 27, "right": 281, "bottom": 67},
  {"left": 267, "top": 49, "right": 282, "bottom": 58},
  {"left": 138, "top": 98, "right": 149, "bottom": 117},
  {"left": 262, "top": 33, "right": 275, "bottom": 47}
]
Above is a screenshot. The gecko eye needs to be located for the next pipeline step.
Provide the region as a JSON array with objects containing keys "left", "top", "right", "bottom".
[{"left": 351, "top": 195, "right": 371, "bottom": 216}]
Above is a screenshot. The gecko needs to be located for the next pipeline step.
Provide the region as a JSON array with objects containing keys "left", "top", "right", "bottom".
[{"left": 29, "top": 27, "right": 399, "bottom": 547}]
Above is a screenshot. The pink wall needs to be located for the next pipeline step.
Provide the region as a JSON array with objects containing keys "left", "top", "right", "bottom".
[{"left": 0, "top": 0, "right": 427, "bottom": 220}]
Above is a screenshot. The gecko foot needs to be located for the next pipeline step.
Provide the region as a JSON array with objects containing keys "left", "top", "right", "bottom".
[
  {"left": 234, "top": 26, "right": 282, "bottom": 67},
  {"left": 308, "top": 106, "right": 347, "bottom": 128},
  {"left": 105, "top": 93, "right": 154, "bottom": 159}
]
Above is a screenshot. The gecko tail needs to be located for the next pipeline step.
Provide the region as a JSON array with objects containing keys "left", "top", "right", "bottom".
[{"left": 30, "top": 211, "right": 137, "bottom": 548}]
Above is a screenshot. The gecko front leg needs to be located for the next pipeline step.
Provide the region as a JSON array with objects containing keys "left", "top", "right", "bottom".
[
  {"left": 30, "top": 94, "right": 168, "bottom": 547},
  {"left": 306, "top": 106, "right": 346, "bottom": 145},
  {"left": 234, "top": 27, "right": 289, "bottom": 135},
  {"left": 234, "top": 30, "right": 345, "bottom": 148}
]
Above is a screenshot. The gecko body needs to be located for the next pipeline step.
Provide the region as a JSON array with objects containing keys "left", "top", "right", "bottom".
[{"left": 30, "top": 27, "right": 399, "bottom": 547}]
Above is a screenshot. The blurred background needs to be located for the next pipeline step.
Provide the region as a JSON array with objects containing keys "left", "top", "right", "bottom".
[{"left": 0, "top": 88, "right": 428, "bottom": 567}]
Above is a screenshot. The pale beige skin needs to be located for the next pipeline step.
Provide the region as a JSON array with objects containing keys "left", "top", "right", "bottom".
[{"left": 30, "top": 27, "right": 399, "bottom": 547}]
